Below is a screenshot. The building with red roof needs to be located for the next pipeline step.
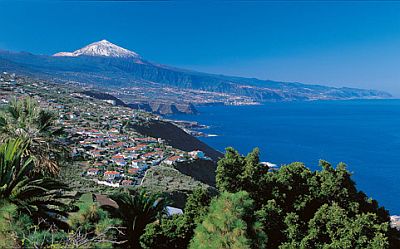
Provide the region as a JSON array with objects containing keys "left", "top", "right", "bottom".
[{"left": 104, "top": 171, "right": 121, "bottom": 180}]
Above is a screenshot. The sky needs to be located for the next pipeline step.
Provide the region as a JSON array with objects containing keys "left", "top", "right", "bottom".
[{"left": 1, "top": 0, "right": 400, "bottom": 95}]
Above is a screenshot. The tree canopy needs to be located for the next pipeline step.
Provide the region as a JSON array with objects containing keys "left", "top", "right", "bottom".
[
  {"left": 105, "top": 190, "right": 167, "bottom": 249},
  {"left": 213, "top": 147, "right": 400, "bottom": 248},
  {"left": 190, "top": 191, "right": 266, "bottom": 249},
  {"left": 140, "top": 187, "right": 212, "bottom": 249}
]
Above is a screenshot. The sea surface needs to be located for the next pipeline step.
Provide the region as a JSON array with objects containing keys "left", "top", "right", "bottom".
[{"left": 170, "top": 99, "right": 400, "bottom": 214}]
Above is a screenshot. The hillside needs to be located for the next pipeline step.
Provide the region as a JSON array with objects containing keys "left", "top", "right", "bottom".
[
  {"left": 131, "top": 120, "right": 223, "bottom": 161},
  {"left": 82, "top": 90, "right": 196, "bottom": 115}
]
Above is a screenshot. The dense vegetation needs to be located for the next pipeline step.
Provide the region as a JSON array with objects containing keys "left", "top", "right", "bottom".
[
  {"left": 140, "top": 147, "right": 400, "bottom": 248},
  {"left": 208, "top": 147, "right": 400, "bottom": 248},
  {"left": 0, "top": 98, "right": 399, "bottom": 248}
]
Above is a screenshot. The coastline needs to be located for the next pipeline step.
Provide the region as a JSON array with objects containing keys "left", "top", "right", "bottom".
[
  {"left": 164, "top": 118, "right": 218, "bottom": 138},
  {"left": 167, "top": 101, "right": 400, "bottom": 214}
]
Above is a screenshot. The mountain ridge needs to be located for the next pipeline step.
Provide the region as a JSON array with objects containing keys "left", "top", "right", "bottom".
[{"left": 0, "top": 40, "right": 392, "bottom": 106}]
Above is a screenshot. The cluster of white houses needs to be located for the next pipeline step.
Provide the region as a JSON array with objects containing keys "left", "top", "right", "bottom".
[
  {"left": 0, "top": 73, "right": 208, "bottom": 189},
  {"left": 72, "top": 127, "right": 206, "bottom": 187}
]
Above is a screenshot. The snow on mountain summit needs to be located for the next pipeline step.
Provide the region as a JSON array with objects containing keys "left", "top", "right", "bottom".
[{"left": 53, "top": 40, "right": 140, "bottom": 58}]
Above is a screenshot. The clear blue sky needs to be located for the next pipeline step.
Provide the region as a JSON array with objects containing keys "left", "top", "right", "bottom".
[{"left": 1, "top": 0, "right": 400, "bottom": 95}]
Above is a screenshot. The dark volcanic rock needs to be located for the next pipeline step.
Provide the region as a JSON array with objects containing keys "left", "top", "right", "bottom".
[
  {"left": 129, "top": 101, "right": 197, "bottom": 115},
  {"left": 127, "top": 102, "right": 152, "bottom": 112},
  {"left": 175, "top": 159, "right": 217, "bottom": 187},
  {"left": 82, "top": 90, "right": 127, "bottom": 107},
  {"left": 131, "top": 120, "right": 223, "bottom": 161}
]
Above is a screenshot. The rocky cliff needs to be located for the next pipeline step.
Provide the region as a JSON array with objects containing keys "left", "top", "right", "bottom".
[{"left": 131, "top": 120, "right": 223, "bottom": 161}]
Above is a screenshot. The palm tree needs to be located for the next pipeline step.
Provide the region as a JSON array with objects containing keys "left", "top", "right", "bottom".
[
  {"left": 105, "top": 190, "right": 167, "bottom": 249},
  {"left": 0, "top": 97, "right": 65, "bottom": 176},
  {"left": 0, "top": 138, "right": 69, "bottom": 228}
]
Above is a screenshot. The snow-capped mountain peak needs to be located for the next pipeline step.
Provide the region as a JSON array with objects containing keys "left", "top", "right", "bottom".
[{"left": 53, "top": 40, "right": 140, "bottom": 58}]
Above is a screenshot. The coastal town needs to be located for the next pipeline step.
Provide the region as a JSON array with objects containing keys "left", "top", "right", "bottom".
[{"left": 0, "top": 72, "right": 208, "bottom": 189}]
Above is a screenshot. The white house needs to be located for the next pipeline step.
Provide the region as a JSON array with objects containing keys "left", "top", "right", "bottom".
[
  {"left": 104, "top": 171, "right": 121, "bottom": 181},
  {"left": 87, "top": 168, "right": 100, "bottom": 176}
]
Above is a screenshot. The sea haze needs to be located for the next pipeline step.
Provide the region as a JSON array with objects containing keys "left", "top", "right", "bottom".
[{"left": 171, "top": 99, "right": 400, "bottom": 214}]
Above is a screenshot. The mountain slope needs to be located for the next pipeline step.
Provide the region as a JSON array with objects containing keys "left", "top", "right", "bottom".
[{"left": 0, "top": 41, "right": 392, "bottom": 102}]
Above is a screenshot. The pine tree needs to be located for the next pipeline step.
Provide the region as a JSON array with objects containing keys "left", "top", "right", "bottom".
[
  {"left": 189, "top": 191, "right": 266, "bottom": 249},
  {"left": 215, "top": 147, "right": 245, "bottom": 192}
]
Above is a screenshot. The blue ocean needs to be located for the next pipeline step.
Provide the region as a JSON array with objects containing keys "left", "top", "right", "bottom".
[{"left": 171, "top": 99, "right": 400, "bottom": 214}]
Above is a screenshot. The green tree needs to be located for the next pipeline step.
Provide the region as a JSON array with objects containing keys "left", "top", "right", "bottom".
[
  {"left": 255, "top": 199, "right": 285, "bottom": 248},
  {"left": 140, "top": 188, "right": 212, "bottom": 249},
  {"left": 189, "top": 191, "right": 266, "bottom": 249},
  {"left": 141, "top": 215, "right": 189, "bottom": 249},
  {"left": 282, "top": 203, "right": 390, "bottom": 249},
  {"left": 216, "top": 147, "right": 245, "bottom": 192},
  {"left": 105, "top": 190, "right": 167, "bottom": 249},
  {"left": 184, "top": 188, "right": 212, "bottom": 225},
  {"left": 216, "top": 147, "right": 270, "bottom": 204},
  {"left": 242, "top": 148, "right": 266, "bottom": 185},
  {"left": 267, "top": 162, "right": 315, "bottom": 214},
  {"left": 260, "top": 160, "right": 397, "bottom": 248},
  {"left": 213, "top": 147, "right": 400, "bottom": 248}
]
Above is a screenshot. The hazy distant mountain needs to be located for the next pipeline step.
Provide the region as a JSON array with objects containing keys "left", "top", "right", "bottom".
[{"left": 0, "top": 40, "right": 392, "bottom": 102}]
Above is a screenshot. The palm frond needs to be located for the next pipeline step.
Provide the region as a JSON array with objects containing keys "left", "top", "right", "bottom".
[
  {"left": 0, "top": 139, "right": 70, "bottom": 226},
  {"left": 0, "top": 97, "right": 65, "bottom": 176}
]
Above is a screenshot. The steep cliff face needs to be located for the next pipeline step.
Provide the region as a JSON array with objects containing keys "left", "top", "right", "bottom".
[
  {"left": 148, "top": 102, "right": 197, "bottom": 115},
  {"left": 128, "top": 102, "right": 197, "bottom": 115},
  {"left": 131, "top": 120, "right": 223, "bottom": 161},
  {"left": 82, "top": 90, "right": 128, "bottom": 107},
  {"left": 174, "top": 159, "right": 217, "bottom": 187}
]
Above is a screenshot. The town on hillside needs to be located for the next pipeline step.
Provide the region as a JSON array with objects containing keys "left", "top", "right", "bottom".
[{"left": 0, "top": 72, "right": 209, "bottom": 189}]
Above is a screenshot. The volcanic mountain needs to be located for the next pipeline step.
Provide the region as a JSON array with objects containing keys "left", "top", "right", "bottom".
[
  {"left": 0, "top": 40, "right": 392, "bottom": 104},
  {"left": 53, "top": 39, "right": 141, "bottom": 59}
]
